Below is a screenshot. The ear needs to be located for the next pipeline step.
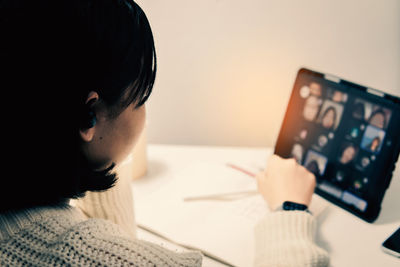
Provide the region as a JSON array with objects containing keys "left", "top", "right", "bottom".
[{"left": 79, "top": 91, "right": 99, "bottom": 142}]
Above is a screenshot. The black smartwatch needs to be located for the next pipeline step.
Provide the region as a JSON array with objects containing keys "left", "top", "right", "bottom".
[{"left": 275, "top": 201, "right": 310, "bottom": 213}]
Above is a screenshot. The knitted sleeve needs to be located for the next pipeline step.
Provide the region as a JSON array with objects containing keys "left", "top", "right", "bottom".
[
  {"left": 0, "top": 214, "right": 203, "bottom": 267},
  {"left": 254, "top": 211, "right": 329, "bottom": 267},
  {"left": 58, "top": 218, "right": 203, "bottom": 267}
]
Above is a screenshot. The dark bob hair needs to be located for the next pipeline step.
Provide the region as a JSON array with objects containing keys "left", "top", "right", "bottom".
[{"left": 0, "top": 0, "right": 156, "bottom": 211}]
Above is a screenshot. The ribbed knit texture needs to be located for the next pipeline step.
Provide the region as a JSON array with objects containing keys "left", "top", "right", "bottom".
[
  {"left": 254, "top": 211, "right": 329, "bottom": 267},
  {"left": 0, "top": 204, "right": 202, "bottom": 266},
  {"left": 71, "top": 166, "right": 137, "bottom": 239}
]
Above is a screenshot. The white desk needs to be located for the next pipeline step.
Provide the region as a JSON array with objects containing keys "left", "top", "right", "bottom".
[{"left": 132, "top": 144, "right": 400, "bottom": 267}]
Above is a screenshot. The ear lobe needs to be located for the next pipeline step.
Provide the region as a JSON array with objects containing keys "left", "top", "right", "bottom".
[
  {"left": 79, "top": 91, "right": 100, "bottom": 142},
  {"left": 80, "top": 127, "right": 96, "bottom": 142}
]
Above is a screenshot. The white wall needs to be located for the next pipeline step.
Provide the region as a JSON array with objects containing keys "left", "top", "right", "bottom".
[{"left": 137, "top": 0, "right": 400, "bottom": 147}]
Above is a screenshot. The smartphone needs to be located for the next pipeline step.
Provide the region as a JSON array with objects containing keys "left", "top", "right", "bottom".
[{"left": 382, "top": 227, "right": 400, "bottom": 258}]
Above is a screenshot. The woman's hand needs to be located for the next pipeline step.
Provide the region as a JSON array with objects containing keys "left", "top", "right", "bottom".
[{"left": 256, "top": 154, "right": 316, "bottom": 210}]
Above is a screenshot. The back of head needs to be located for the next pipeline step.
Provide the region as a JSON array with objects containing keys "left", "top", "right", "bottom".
[{"left": 0, "top": 0, "right": 156, "bottom": 211}]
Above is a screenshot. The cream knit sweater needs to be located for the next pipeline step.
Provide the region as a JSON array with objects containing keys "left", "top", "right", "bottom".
[{"left": 0, "top": 173, "right": 329, "bottom": 266}]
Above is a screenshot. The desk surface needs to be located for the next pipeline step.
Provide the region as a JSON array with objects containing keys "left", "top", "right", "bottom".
[{"left": 132, "top": 144, "right": 400, "bottom": 267}]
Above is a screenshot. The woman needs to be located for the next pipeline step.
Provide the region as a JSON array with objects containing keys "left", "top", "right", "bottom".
[
  {"left": 321, "top": 106, "right": 337, "bottom": 130},
  {"left": 368, "top": 109, "right": 387, "bottom": 129},
  {"left": 339, "top": 144, "right": 357, "bottom": 164},
  {"left": 368, "top": 136, "right": 381, "bottom": 153},
  {"left": 0, "top": 0, "right": 329, "bottom": 266},
  {"left": 303, "top": 95, "right": 321, "bottom": 121}
]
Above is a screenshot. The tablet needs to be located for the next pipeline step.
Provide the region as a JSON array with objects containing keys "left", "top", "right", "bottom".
[{"left": 275, "top": 68, "right": 400, "bottom": 222}]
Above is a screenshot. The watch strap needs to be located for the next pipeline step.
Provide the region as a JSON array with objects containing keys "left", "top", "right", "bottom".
[{"left": 275, "top": 201, "right": 311, "bottom": 213}]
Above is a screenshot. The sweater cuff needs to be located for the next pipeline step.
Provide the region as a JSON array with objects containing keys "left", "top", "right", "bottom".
[
  {"left": 256, "top": 211, "right": 316, "bottom": 243},
  {"left": 254, "top": 211, "right": 329, "bottom": 267}
]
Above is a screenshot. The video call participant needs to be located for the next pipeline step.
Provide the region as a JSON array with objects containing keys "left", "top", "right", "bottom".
[
  {"left": 291, "top": 143, "right": 304, "bottom": 164},
  {"left": 306, "top": 160, "right": 321, "bottom": 177},
  {"left": 331, "top": 90, "right": 346, "bottom": 103},
  {"left": 320, "top": 106, "right": 337, "bottom": 130},
  {"left": 352, "top": 102, "right": 366, "bottom": 120},
  {"left": 0, "top": 1, "right": 329, "bottom": 267},
  {"left": 309, "top": 82, "right": 322, "bottom": 96},
  {"left": 368, "top": 109, "right": 387, "bottom": 129},
  {"left": 303, "top": 95, "right": 321, "bottom": 121},
  {"left": 339, "top": 144, "right": 357, "bottom": 165},
  {"left": 367, "top": 136, "right": 381, "bottom": 153}
]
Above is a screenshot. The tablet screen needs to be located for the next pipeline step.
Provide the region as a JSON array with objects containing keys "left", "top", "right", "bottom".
[{"left": 275, "top": 68, "right": 400, "bottom": 222}]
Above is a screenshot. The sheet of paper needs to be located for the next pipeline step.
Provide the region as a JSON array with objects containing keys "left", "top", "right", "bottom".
[{"left": 134, "top": 161, "right": 327, "bottom": 267}]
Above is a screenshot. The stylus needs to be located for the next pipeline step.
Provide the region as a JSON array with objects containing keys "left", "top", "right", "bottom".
[
  {"left": 226, "top": 163, "right": 257, "bottom": 178},
  {"left": 183, "top": 190, "right": 258, "bottom": 202}
]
